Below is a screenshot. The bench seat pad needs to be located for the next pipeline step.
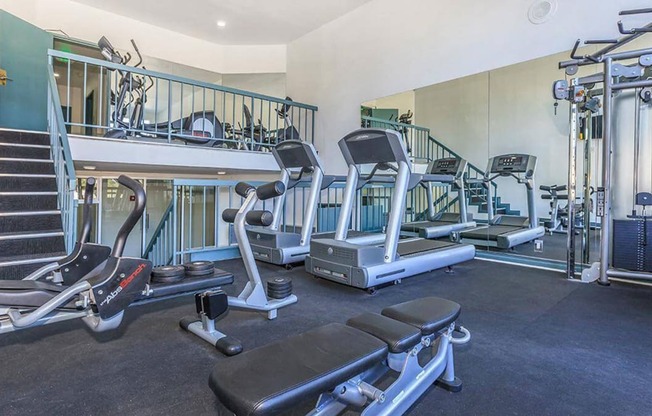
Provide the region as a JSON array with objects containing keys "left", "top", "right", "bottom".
[
  {"left": 347, "top": 312, "right": 421, "bottom": 353},
  {"left": 209, "top": 323, "right": 388, "bottom": 416},
  {"left": 382, "top": 297, "right": 461, "bottom": 335}
]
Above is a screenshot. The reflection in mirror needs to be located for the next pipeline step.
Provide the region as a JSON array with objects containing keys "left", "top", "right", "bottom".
[{"left": 361, "top": 34, "right": 652, "bottom": 277}]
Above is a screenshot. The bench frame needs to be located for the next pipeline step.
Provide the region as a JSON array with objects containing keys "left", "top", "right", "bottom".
[{"left": 307, "top": 323, "right": 468, "bottom": 416}]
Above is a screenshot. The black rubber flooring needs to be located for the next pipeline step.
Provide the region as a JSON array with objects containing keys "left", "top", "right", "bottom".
[{"left": 1, "top": 258, "right": 651, "bottom": 415}]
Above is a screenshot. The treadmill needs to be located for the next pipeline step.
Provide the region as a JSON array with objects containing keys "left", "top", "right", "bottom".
[
  {"left": 305, "top": 128, "right": 476, "bottom": 291},
  {"left": 401, "top": 157, "right": 476, "bottom": 239},
  {"left": 247, "top": 140, "right": 384, "bottom": 266},
  {"left": 453, "top": 154, "right": 545, "bottom": 249}
]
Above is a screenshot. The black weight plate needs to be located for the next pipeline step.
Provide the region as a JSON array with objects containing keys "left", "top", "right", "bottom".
[
  {"left": 185, "top": 268, "right": 215, "bottom": 277},
  {"left": 267, "top": 290, "right": 293, "bottom": 300},
  {"left": 267, "top": 289, "right": 293, "bottom": 298},
  {"left": 266, "top": 276, "right": 292, "bottom": 290},
  {"left": 151, "top": 265, "right": 185, "bottom": 278},
  {"left": 183, "top": 261, "right": 214, "bottom": 272}
]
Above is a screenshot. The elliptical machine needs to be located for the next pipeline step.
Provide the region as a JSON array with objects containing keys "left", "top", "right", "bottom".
[{"left": 98, "top": 36, "right": 228, "bottom": 146}]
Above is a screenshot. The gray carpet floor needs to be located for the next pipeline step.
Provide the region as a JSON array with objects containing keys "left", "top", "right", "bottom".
[{"left": 1, "top": 258, "right": 651, "bottom": 415}]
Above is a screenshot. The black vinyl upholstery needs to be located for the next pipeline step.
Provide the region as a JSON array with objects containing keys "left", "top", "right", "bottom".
[
  {"left": 138, "top": 269, "right": 234, "bottom": 300},
  {"left": 347, "top": 312, "right": 421, "bottom": 353},
  {"left": 382, "top": 297, "right": 460, "bottom": 335},
  {"left": 0, "top": 280, "right": 71, "bottom": 308},
  {"left": 209, "top": 323, "right": 388, "bottom": 416}
]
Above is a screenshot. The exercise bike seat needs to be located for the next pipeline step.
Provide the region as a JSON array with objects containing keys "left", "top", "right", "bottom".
[{"left": 0, "top": 280, "right": 74, "bottom": 309}]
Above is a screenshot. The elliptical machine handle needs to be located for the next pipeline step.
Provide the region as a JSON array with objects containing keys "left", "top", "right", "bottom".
[
  {"left": 79, "top": 177, "right": 97, "bottom": 244},
  {"left": 112, "top": 175, "right": 146, "bottom": 258}
]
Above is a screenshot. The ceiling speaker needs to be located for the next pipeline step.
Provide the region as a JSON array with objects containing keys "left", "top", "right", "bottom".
[{"left": 528, "top": 0, "right": 558, "bottom": 24}]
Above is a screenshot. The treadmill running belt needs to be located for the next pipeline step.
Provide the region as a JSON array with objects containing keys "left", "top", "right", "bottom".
[
  {"left": 462, "top": 225, "right": 523, "bottom": 240},
  {"left": 396, "top": 239, "right": 457, "bottom": 256},
  {"left": 401, "top": 220, "right": 456, "bottom": 233}
]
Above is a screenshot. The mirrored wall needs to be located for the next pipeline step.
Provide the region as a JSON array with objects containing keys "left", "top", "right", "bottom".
[{"left": 361, "top": 35, "right": 652, "bottom": 275}]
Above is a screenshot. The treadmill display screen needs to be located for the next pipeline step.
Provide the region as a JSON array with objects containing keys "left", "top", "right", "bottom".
[
  {"left": 430, "top": 158, "right": 459, "bottom": 174},
  {"left": 498, "top": 156, "right": 523, "bottom": 167},
  {"left": 275, "top": 143, "right": 313, "bottom": 168}
]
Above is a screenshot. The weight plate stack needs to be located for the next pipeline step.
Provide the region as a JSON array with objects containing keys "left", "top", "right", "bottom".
[
  {"left": 183, "top": 261, "right": 215, "bottom": 278},
  {"left": 151, "top": 265, "right": 186, "bottom": 283},
  {"left": 266, "top": 276, "right": 293, "bottom": 299}
]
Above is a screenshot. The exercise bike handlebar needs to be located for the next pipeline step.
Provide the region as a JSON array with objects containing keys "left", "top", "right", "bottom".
[
  {"left": 112, "top": 175, "right": 146, "bottom": 258},
  {"left": 79, "top": 177, "right": 97, "bottom": 244}
]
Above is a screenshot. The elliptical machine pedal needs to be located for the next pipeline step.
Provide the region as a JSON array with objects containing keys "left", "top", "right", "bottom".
[{"left": 180, "top": 290, "right": 243, "bottom": 356}]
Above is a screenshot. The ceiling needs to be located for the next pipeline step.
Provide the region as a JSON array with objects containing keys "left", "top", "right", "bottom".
[{"left": 71, "top": 0, "right": 373, "bottom": 45}]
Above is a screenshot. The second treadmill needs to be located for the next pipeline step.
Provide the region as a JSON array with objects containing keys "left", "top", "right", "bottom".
[
  {"left": 453, "top": 154, "right": 545, "bottom": 249},
  {"left": 401, "top": 156, "right": 476, "bottom": 239}
]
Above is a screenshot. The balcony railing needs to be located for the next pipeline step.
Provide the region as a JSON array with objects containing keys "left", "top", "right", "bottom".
[{"left": 48, "top": 49, "right": 317, "bottom": 151}]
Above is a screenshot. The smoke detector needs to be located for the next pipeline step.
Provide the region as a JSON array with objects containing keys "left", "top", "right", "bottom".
[{"left": 528, "top": 0, "right": 557, "bottom": 24}]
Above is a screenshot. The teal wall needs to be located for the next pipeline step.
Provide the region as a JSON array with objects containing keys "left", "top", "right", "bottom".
[{"left": 0, "top": 11, "right": 52, "bottom": 132}]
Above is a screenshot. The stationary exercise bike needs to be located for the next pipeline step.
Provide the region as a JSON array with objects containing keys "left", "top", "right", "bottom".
[{"left": 99, "top": 36, "right": 228, "bottom": 146}]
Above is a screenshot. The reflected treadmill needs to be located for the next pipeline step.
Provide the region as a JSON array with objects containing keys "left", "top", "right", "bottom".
[
  {"left": 247, "top": 140, "right": 384, "bottom": 266},
  {"left": 453, "top": 154, "right": 545, "bottom": 249},
  {"left": 305, "top": 128, "right": 476, "bottom": 290},
  {"left": 401, "top": 157, "right": 476, "bottom": 239}
]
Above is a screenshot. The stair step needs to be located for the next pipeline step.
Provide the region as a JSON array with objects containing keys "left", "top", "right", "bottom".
[
  {"left": 0, "top": 143, "right": 50, "bottom": 160},
  {"left": 0, "top": 253, "right": 66, "bottom": 280},
  {"left": 0, "top": 234, "right": 65, "bottom": 258},
  {"left": 0, "top": 193, "right": 58, "bottom": 212},
  {"left": 0, "top": 158, "right": 55, "bottom": 174},
  {"left": 0, "top": 130, "right": 49, "bottom": 146},
  {"left": 0, "top": 212, "right": 62, "bottom": 233},
  {"left": 0, "top": 176, "right": 57, "bottom": 192}
]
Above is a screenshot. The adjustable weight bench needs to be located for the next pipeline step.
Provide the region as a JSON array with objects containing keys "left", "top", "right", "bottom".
[{"left": 209, "top": 297, "right": 470, "bottom": 416}]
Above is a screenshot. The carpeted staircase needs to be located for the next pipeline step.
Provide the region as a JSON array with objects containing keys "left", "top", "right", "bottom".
[{"left": 0, "top": 130, "right": 66, "bottom": 279}]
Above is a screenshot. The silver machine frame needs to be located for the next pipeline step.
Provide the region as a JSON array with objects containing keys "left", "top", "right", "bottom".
[
  {"left": 454, "top": 154, "right": 545, "bottom": 249},
  {"left": 557, "top": 8, "right": 652, "bottom": 283},
  {"left": 306, "top": 324, "right": 471, "bottom": 416},
  {"left": 248, "top": 140, "right": 384, "bottom": 266},
  {"left": 248, "top": 140, "right": 325, "bottom": 265},
  {"left": 305, "top": 129, "right": 475, "bottom": 290},
  {"left": 402, "top": 157, "right": 476, "bottom": 239},
  {"left": 229, "top": 185, "right": 298, "bottom": 319}
]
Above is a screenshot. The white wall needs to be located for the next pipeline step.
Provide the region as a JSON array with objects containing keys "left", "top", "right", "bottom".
[
  {"left": 0, "top": 0, "right": 286, "bottom": 74},
  {"left": 286, "top": 0, "right": 652, "bottom": 173}
]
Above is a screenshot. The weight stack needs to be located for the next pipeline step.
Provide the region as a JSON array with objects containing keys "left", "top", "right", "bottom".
[{"left": 613, "top": 219, "right": 652, "bottom": 272}]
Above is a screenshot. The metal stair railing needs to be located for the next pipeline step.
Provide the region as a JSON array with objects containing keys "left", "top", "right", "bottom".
[{"left": 47, "top": 61, "right": 77, "bottom": 253}]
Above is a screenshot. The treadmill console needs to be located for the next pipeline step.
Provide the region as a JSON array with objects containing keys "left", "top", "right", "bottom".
[
  {"left": 427, "top": 157, "right": 467, "bottom": 178},
  {"left": 272, "top": 140, "right": 323, "bottom": 171},
  {"left": 339, "top": 129, "right": 410, "bottom": 167},
  {"left": 487, "top": 154, "right": 537, "bottom": 178}
]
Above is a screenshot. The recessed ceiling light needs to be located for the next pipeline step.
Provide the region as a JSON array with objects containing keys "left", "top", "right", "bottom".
[
  {"left": 217, "top": 171, "right": 227, "bottom": 175},
  {"left": 83, "top": 165, "right": 96, "bottom": 170},
  {"left": 217, "top": 20, "right": 226, "bottom": 28}
]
